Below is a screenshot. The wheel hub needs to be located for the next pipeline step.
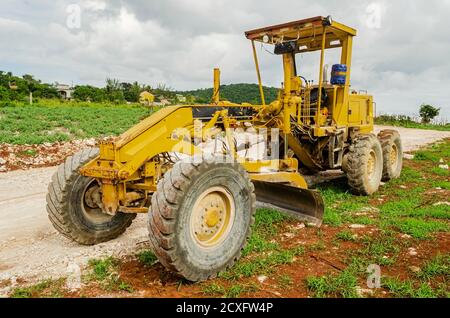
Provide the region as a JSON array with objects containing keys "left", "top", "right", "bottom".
[
  {"left": 205, "top": 208, "right": 221, "bottom": 228},
  {"left": 84, "top": 185, "right": 102, "bottom": 209},
  {"left": 191, "top": 186, "right": 235, "bottom": 249},
  {"left": 82, "top": 180, "right": 112, "bottom": 224},
  {"left": 390, "top": 144, "right": 398, "bottom": 169},
  {"left": 367, "top": 150, "right": 376, "bottom": 179}
]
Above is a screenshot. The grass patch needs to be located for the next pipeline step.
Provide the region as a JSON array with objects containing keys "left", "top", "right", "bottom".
[
  {"left": 220, "top": 246, "right": 304, "bottom": 280},
  {"left": 414, "top": 141, "right": 450, "bottom": 163},
  {"left": 243, "top": 232, "right": 279, "bottom": 257},
  {"left": 10, "top": 278, "right": 66, "bottom": 298},
  {"left": 348, "top": 216, "right": 377, "bottom": 226},
  {"left": 431, "top": 180, "right": 450, "bottom": 190},
  {"left": 253, "top": 208, "right": 288, "bottom": 235},
  {"left": 306, "top": 270, "right": 359, "bottom": 298},
  {"left": 383, "top": 277, "right": 448, "bottom": 298},
  {"left": 402, "top": 205, "right": 450, "bottom": 220},
  {"left": 0, "top": 101, "right": 153, "bottom": 144},
  {"left": 414, "top": 151, "right": 441, "bottom": 163},
  {"left": 335, "top": 230, "right": 357, "bottom": 242},
  {"left": 417, "top": 254, "right": 450, "bottom": 280},
  {"left": 348, "top": 231, "right": 402, "bottom": 267},
  {"left": 242, "top": 208, "right": 286, "bottom": 257},
  {"left": 278, "top": 274, "right": 294, "bottom": 289},
  {"left": 136, "top": 250, "right": 158, "bottom": 266},
  {"left": 88, "top": 257, "right": 117, "bottom": 281},
  {"left": 380, "top": 198, "right": 421, "bottom": 216},
  {"left": 374, "top": 115, "right": 450, "bottom": 132},
  {"left": 202, "top": 283, "right": 226, "bottom": 296},
  {"left": 390, "top": 218, "right": 449, "bottom": 239},
  {"left": 202, "top": 283, "right": 258, "bottom": 298},
  {"left": 430, "top": 167, "right": 450, "bottom": 177},
  {"left": 319, "top": 180, "right": 369, "bottom": 226},
  {"left": 225, "top": 283, "right": 259, "bottom": 298},
  {"left": 86, "top": 257, "right": 133, "bottom": 293}
]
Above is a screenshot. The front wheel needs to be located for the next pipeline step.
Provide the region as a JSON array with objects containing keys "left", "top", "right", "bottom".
[
  {"left": 46, "top": 148, "right": 136, "bottom": 245},
  {"left": 148, "top": 156, "right": 256, "bottom": 282}
]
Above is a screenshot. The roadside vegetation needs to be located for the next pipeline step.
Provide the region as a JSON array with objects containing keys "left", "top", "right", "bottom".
[
  {"left": 375, "top": 103, "right": 448, "bottom": 131},
  {"left": 9, "top": 278, "right": 67, "bottom": 298},
  {"left": 375, "top": 114, "right": 449, "bottom": 131}
]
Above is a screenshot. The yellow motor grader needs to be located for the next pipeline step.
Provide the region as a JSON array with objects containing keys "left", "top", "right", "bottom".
[{"left": 46, "top": 16, "right": 402, "bottom": 281}]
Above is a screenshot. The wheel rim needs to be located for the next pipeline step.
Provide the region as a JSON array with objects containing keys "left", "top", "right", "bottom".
[
  {"left": 82, "top": 179, "right": 113, "bottom": 224},
  {"left": 190, "top": 186, "right": 235, "bottom": 249},
  {"left": 367, "top": 150, "right": 377, "bottom": 181},
  {"left": 390, "top": 144, "right": 398, "bottom": 171}
]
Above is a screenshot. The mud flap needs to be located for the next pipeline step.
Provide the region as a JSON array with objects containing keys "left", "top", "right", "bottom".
[{"left": 253, "top": 181, "right": 325, "bottom": 227}]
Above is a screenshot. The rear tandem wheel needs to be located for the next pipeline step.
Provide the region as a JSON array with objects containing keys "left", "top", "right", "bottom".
[{"left": 344, "top": 134, "right": 383, "bottom": 196}]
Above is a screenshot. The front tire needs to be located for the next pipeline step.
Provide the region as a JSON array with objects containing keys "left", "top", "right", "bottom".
[
  {"left": 344, "top": 134, "right": 383, "bottom": 196},
  {"left": 148, "top": 156, "right": 256, "bottom": 282},
  {"left": 46, "top": 148, "right": 136, "bottom": 245}
]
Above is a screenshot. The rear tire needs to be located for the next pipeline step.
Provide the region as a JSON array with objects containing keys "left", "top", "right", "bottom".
[
  {"left": 344, "top": 134, "right": 383, "bottom": 196},
  {"left": 148, "top": 156, "right": 256, "bottom": 282},
  {"left": 378, "top": 130, "right": 403, "bottom": 181},
  {"left": 46, "top": 148, "right": 136, "bottom": 245}
]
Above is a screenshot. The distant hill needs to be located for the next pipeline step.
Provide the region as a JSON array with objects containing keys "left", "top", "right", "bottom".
[{"left": 179, "top": 83, "right": 279, "bottom": 105}]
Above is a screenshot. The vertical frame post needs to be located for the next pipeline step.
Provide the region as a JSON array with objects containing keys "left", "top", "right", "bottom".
[
  {"left": 212, "top": 68, "right": 220, "bottom": 104},
  {"left": 251, "top": 40, "right": 266, "bottom": 106},
  {"left": 316, "top": 26, "right": 327, "bottom": 128}
]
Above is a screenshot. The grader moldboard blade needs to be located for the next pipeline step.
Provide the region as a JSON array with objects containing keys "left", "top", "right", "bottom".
[{"left": 253, "top": 181, "right": 325, "bottom": 227}]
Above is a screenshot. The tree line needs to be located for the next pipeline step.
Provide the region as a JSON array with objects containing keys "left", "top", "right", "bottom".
[
  {"left": 0, "top": 72, "right": 179, "bottom": 104},
  {"left": 0, "top": 71, "right": 279, "bottom": 105},
  {"left": 0, "top": 72, "right": 59, "bottom": 102}
]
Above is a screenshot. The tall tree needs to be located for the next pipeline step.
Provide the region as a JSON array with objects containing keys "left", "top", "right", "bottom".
[
  {"left": 419, "top": 104, "right": 440, "bottom": 124},
  {"left": 105, "top": 78, "right": 124, "bottom": 102},
  {"left": 23, "top": 74, "right": 38, "bottom": 105}
]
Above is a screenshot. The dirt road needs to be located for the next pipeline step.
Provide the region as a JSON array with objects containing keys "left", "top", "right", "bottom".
[{"left": 1, "top": 126, "right": 449, "bottom": 290}]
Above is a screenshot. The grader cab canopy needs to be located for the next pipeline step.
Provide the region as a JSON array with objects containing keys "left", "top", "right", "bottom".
[{"left": 245, "top": 16, "right": 356, "bottom": 51}]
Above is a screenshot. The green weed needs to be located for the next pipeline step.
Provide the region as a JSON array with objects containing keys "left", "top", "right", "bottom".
[
  {"left": 390, "top": 218, "right": 449, "bottom": 239},
  {"left": 220, "top": 247, "right": 304, "bottom": 280},
  {"left": 306, "top": 270, "right": 359, "bottom": 298},
  {"left": 86, "top": 257, "right": 133, "bottom": 293},
  {"left": 383, "top": 277, "right": 447, "bottom": 298},
  {"left": 10, "top": 278, "right": 66, "bottom": 298},
  {"left": 335, "top": 230, "right": 357, "bottom": 242},
  {"left": 417, "top": 254, "right": 450, "bottom": 280},
  {"left": 202, "top": 283, "right": 226, "bottom": 296},
  {"left": 136, "top": 250, "right": 158, "bottom": 266}
]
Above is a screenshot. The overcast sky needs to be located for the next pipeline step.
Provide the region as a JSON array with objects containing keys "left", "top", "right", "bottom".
[{"left": 1, "top": 0, "right": 449, "bottom": 118}]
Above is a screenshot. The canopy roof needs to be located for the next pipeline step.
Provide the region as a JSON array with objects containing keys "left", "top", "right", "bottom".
[{"left": 245, "top": 16, "right": 357, "bottom": 53}]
